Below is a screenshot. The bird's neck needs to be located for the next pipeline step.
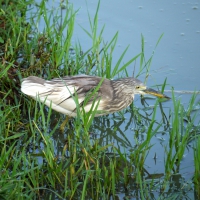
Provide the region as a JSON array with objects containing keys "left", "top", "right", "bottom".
[
  {"left": 112, "top": 80, "right": 133, "bottom": 97},
  {"left": 110, "top": 80, "right": 134, "bottom": 108}
]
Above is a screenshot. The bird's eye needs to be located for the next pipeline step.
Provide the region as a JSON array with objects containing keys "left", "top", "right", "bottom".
[{"left": 136, "top": 86, "right": 140, "bottom": 89}]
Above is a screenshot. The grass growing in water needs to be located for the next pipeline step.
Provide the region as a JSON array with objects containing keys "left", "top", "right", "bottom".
[
  {"left": 194, "top": 136, "right": 200, "bottom": 199},
  {"left": 0, "top": 0, "right": 200, "bottom": 199}
]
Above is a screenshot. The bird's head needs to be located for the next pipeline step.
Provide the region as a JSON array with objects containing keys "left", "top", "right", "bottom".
[{"left": 122, "top": 77, "right": 170, "bottom": 99}]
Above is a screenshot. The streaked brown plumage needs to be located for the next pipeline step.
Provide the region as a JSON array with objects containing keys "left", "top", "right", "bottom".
[{"left": 21, "top": 75, "right": 169, "bottom": 117}]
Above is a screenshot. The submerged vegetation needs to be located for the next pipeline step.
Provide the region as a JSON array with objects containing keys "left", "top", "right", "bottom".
[{"left": 0, "top": 0, "right": 200, "bottom": 199}]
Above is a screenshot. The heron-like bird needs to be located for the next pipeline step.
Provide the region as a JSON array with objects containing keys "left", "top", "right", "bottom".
[{"left": 21, "top": 75, "right": 169, "bottom": 117}]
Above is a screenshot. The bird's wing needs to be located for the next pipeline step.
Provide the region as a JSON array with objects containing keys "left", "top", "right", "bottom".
[
  {"left": 21, "top": 75, "right": 113, "bottom": 115},
  {"left": 52, "top": 75, "right": 113, "bottom": 113}
]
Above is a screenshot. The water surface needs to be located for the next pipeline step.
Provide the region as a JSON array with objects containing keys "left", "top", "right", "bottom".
[{"left": 72, "top": 1, "right": 200, "bottom": 92}]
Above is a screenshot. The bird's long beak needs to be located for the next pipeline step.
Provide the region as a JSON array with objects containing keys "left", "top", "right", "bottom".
[{"left": 142, "top": 88, "right": 170, "bottom": 99}]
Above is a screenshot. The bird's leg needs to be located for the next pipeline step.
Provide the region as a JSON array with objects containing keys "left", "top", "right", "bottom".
[{"left": 60, "top": 116, "right": 70, "bottom": 132}]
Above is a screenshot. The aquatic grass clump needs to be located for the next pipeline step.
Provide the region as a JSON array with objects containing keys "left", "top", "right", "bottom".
[
  {"left": 163, "top": 91, "right": 200, "bottom": 191},
  {"left": 0, "top": 102, "right": 35, "bottom": 199},
  {"left": 193, "top": 133, "right": 200, "bottom": 198}
]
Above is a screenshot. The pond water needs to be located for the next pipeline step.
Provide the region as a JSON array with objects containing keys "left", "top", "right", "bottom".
[
  {"left": 36, "top": 0, "right": 200, "bottom": 198},
  {"left": 71, "top": 1, "right": 200, "bottom": 91}
]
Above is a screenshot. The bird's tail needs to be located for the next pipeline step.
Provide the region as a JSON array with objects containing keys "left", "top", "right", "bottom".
[{"left": 21, "top": 76, "right": 48, "bottom": 98}]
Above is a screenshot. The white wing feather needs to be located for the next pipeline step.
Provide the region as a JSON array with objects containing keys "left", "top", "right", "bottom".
[{"left": 21, "top": 79, "right": 83, "bottom": 116}]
